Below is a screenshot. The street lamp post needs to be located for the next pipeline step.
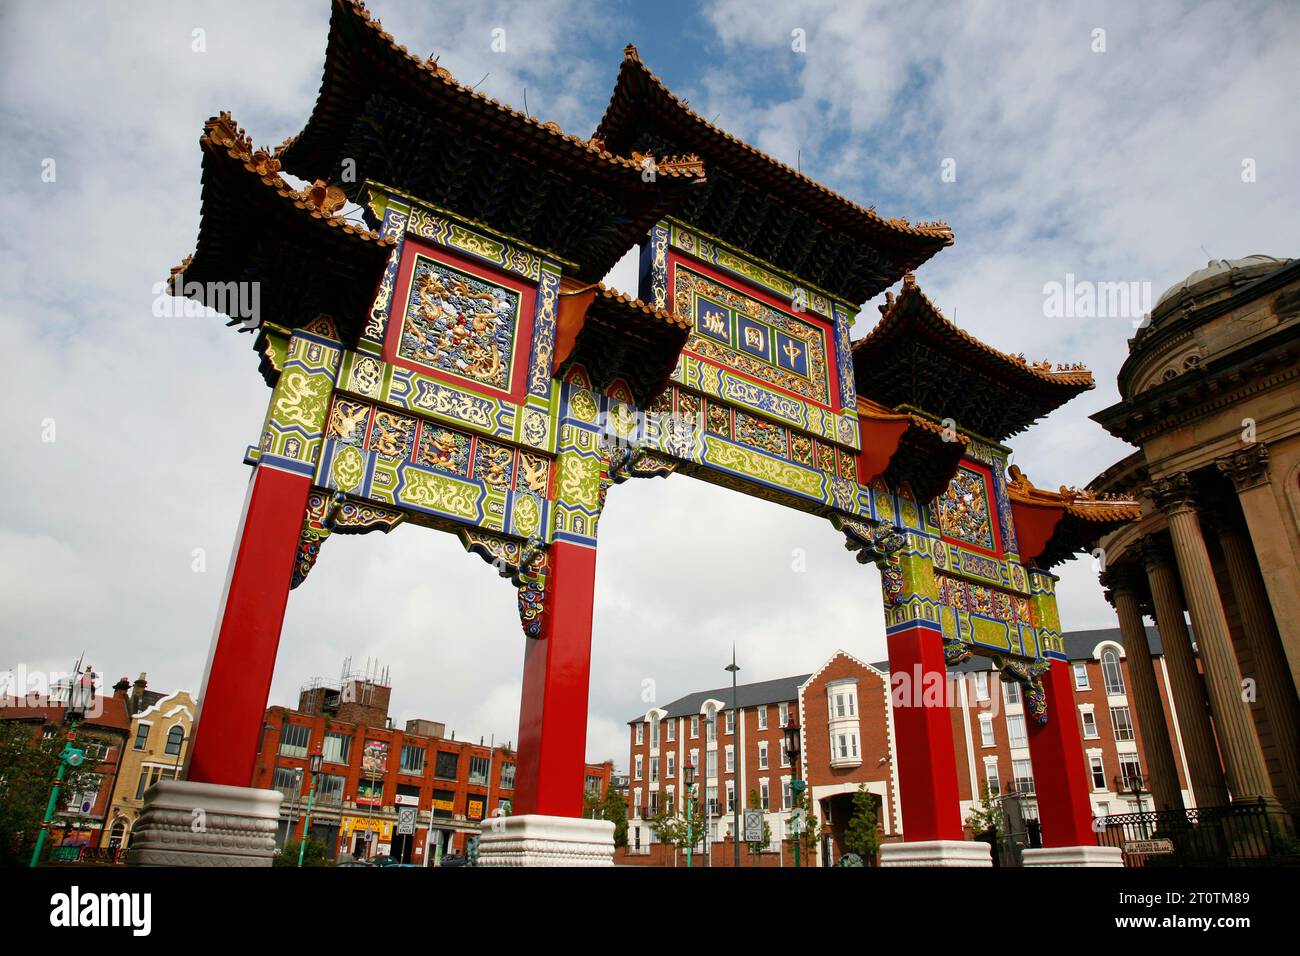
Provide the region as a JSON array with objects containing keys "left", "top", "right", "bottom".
[
  {"left": 1116, "top": 772, "right": 1151, "bottom": 838},
  {"left": 29, "top": 664, "right": 96, "bottom": 868},
  {"left": 298, "top": 747, "right": 324, "bottom": 867},
  {"left": 684, "top": 758, "right": 696, "bottom": 869},
  {"left": 725, "top": 647, "right": 741, "bottom": 868},
  {"left": 783, "top": 715, "right": 804, "bottom": 868}
]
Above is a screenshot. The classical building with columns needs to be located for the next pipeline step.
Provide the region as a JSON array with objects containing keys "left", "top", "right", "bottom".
[{"left": 1090, "top": 255, "right": 1300, "bottom": 821}]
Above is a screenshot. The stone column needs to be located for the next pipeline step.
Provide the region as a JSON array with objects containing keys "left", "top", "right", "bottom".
[
  {"left": 1215, "top": 515, "right": 1300, "bottom": 808},
  {"left": 1217, "top": 445, "right": 1300, "bottom": 690},
  {"left": 1148, "top": 473, "right": 1276, "bottom": 804},
  {"left": 1141, "top": 536, "right": 1228, "bottom": 807},
  {"left": 1101, "top": 567, "right": 1184, "bottom": 812}
]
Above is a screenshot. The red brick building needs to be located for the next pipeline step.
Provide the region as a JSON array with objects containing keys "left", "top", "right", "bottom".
[
  {"left": 252, "top": 672, "right": 612, "bottom": 863},
  {"left": 622, "top": 627, "right": 1195, "bottom": 865}
]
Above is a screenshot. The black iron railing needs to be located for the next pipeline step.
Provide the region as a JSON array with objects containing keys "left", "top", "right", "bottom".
[{"left": 1095, "top": 800, "right": 1295, "bottom": 866}]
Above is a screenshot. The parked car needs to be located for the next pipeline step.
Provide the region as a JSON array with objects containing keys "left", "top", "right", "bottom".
[{"left": 440, "top": 853, "right": 467, "bottom": 868}]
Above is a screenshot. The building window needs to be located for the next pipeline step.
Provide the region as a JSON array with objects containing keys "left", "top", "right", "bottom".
[
  {"left": 634, "top": 755, "right": 643, "bottom": 780},
  {"left": 132, "top": 724, "right": 150, "bottom": 751},
  {"left": 707, "top": 750, "right": 717, "bottom": 779},
  {"left": 1119, "top": 756, "right": 1143, "bottom": 792},
  {"left": 758, "top": 741, "right": 769, "bottom": 770},
  {"left": 650, "top": 758, "right": 659, "bottom": 784},
  {"left": 725, "top": 710, "right": 735, "bottom": 735},
  {"left": 431, "top": 789, "right": 456, "bottom": 819},
  {"left": 666, "top": 752, "right": 675, "bottom": 778},
  {"left": 666, "top": 720, "right": 675, "bottom": 742},
  {"left": 1110, "top": 706, "right": 1135, "bottom": 742},
  {"left": 984, "top": 761, "right": 1001, "bottom": 796},
  {"left": 271, "top": 767, "right": 300, "bottom": 803},
  {"left": 635, "top": 724, "right": 644, "bottom": 745},
  {"left": 778, "top": 702, "right": 789, "bottom": 727},
  {"left": 974, "top": 671, "right": 990, "bottom": 701},
  {"left": 1081, "top": 709, "right": 1099, "bottom": 738},
  {"left": 706, "top": 711, "right": 717, "bottom": 743},
  {"left": 979, "top": 714, "right": 995, "bottom": 747},
  {"left": 1101, "top": 649, "right": 1126, "bottom": 696},
  {"left": 322, "top": 731, "right": 351, "bottom": 765},
  {"left": 780, "top": 739, "right": 791, "bottom": 768},
  {"left": 1007, "top": 715, "right": 1027, "bottom": 749},
  {"left": 400, "top": 745, "right": 426, "bottom": 775},
  {"left": 725, "top": 745, "right": 735, "bottom": 774},
  {"left": 690, "top": 715, "right": 699, "bottom": 739},
  {"left": 633, "top": 788, "right": 642, "bottom": 816},
  {"left": 469, "top": 755, "right": 490, "bottom": 786},
  {"left": 278, "top": 723, "right": 310, "bottom": 758},
  {"left": 707, "top": 786, "right": 719, "bottom": 816},
  {"left": 649, "top": 791, "right": 659, "bottom": 816},
  {"left": 162, "top": 725, "right": 184, "bottom": 756},
  {"left": 831, "top": 687, "right": 857, "bottom": 718},
  {"left": 725, "top": 781, "right": 735, "bottom": 812},
  {"left": 434, "top": 751, "right": 459, "bottom": 781},
  {"left": 665, "top": 786, "right": 675, "bottom": 813},
  {"left": 1073, "top": 663, "right": 1090, "bottom": 690},
  {"left": 500, "top": 762, "right": 515, "bottom": 790},
  {"left": 1003, "top": 680, "right": 1021, "bottom": 706},
  {"left": 757, "top": 706, "right": 768, "bottom": 730},
  {"left": 1012, "top": 759, "right": 1035, "bottom": 794},
  {"left": 1090, "top": 755, "right": 1107, "bottom": 791},
  {"left": 781, "top": 779, "right": 792, "bottom": 810},
  {"left": 317, "top": 773, "right": 346, "bottom": 805}
]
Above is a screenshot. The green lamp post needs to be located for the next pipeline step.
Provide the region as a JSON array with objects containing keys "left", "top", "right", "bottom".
[{"left": 297, "top": 746, "right": 324, "bottom": 867}]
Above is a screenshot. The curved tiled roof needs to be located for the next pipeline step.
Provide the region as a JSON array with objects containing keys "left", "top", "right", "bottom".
[{"left": 596, "top": 45, "right": 953, "bottom": 246}]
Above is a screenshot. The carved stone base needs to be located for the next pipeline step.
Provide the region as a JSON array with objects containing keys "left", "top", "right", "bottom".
[
  {"left": 1022, "top": 845, "right": 1125, "bottom": 867},
  {"left": 127, "top": 780, "right": 283, "bottom": 867},
  {"left": 475, "top": 814, "right": 615, "bottom": 867},
  {"left": 879, "top": 840, "right": 993, "bottom": 867}
]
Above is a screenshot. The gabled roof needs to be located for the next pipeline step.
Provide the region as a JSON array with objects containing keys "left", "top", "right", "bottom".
[
  {"left": 1006, "top": 465, "right": 1141, "bottom": 568},
  {"left": 628, "top": 673, "right": 811, "bottom": 724},
  {"left": 169, "top": 111, "right": 394, "bottom": 346},
  {"left": 852, "top": 275, "right": 1094, "bottom": 441},
  {"left": 593, "top": 45, "right": 951, "bottom": 303},
  {"left": 554, "top": 283, "right": 691, "bottom": 406},
  {"left": 278, "top": 0, "right": 704, "bottom": 283}
]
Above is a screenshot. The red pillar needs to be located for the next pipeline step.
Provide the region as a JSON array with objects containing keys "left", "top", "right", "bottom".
[
  {"left": 1026, "top": 660, "right": 1096, "bottom": 847},
  {"left": 887, "top": 624, "right": 964, "bottom": 841},
  {"left": 187, "top": 465, "right": 310, "bottom": 787},
  {"left": 513, "top": 540, "right": 597, "bottom": 817}
]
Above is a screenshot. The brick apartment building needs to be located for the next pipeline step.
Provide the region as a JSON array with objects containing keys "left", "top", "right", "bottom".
[
  {"left": 253, "top": 669, "right": 612, "bottom": 863},
  {"left": 622, "top": 626, "right": 1193, "bottom": 865}
]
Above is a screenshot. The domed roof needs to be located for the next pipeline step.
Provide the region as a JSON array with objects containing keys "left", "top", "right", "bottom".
[{"left": 1152, "top": 255, "right": 1292, "bottom": 318}]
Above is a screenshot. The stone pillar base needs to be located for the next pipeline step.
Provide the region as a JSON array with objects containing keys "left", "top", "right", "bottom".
[
  {"left": 476, "top": 814, "right": 614, "bottom": 867},
  {"left": 879, "top": 840, "right": 993, "bottom": 867},
  {"left": 1022, "top": 845, "right": 1124, "bottom": 867},
  {"left": 127, "top": 780, "right": 282, "bottom": 867}
]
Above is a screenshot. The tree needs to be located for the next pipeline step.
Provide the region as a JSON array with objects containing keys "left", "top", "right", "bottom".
[
  {"left": 843, "top": 784, "right": 882, "bottom": 863},
  {"left": 965, "top": 783, "right": 1003, "bottom": 838},
  {"left": 648, "top": 798, "right": 703, "bottom": 865},
  {"left": 274, "top": 835, "right": 330, "bottom": 867},
  {"left": 745, "top": 788, "right": 772, "bottom": 855},
  {"left": 585, "top": 782, "right": 629, "bottom": 848},
  {"left": 0, "top": 721, "right": 97, "bottom": 866}
]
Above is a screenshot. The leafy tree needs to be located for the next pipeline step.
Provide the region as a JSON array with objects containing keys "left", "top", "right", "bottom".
[
  {"left": 745, "top": 788, "right": 772, "bottom": 854},
  {"left": 648, "top": 797, "right": 704, "bottom": 864},
  {"left": 582, "top": 781, "right": 628, "bottom": 848},
  {"left": 0, "top": 721, "right": 97, "bottom": 866},
  {"left": 843, "top": 784, "right": 882, "bottom": 863},
  {"left": 965, "top": 783, "right": 1004, "bottom": 839},
  {"left": 274, "top": 835, "right": 331, "bottom": 867}
]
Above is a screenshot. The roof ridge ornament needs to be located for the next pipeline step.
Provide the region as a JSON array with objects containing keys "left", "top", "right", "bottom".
[{"left": 298, "top": 179, "right": 348, "bottom": 217}]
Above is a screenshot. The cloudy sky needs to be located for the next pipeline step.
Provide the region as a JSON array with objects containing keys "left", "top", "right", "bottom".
[{"left": 1, "top": 0, "right": 1296, "bottom": 768}]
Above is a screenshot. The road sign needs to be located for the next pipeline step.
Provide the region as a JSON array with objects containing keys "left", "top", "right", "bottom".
[
  {"left": 396, "top": 806, "right": 417, "bottom": 835},
  {"left": 1125, "top": 838, "right": 1174, "bottom": 854},
  {"left": 743, "top": 808, "right": 764, "bottom": 842}
]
